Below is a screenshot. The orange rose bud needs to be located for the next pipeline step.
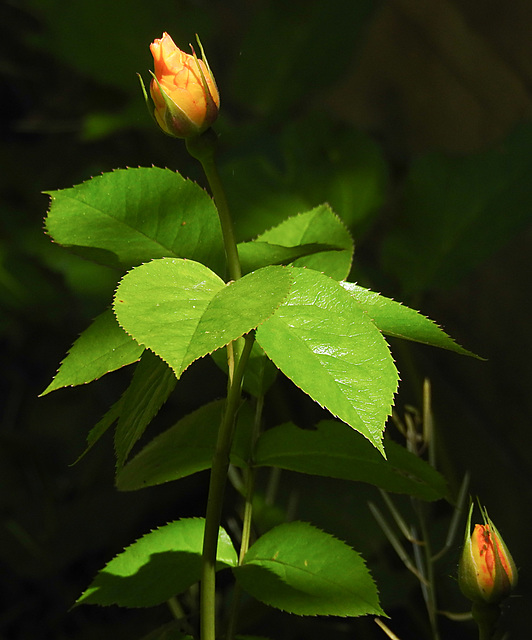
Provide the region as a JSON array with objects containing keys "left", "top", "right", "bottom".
[
  {"left": 148, "top": 32, "right": 219, "bottom": 138},
  {"left": 458, "top": 504, "right": 517, "bottom": 605}
]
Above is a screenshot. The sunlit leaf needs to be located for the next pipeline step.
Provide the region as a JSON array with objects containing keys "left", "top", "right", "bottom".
[
  {"left": 256, "top": 268, "right": 398, "bottom": 454},
  {"left": 341, "top": 282, "right": 481, "bottom": 358},
  {"left": 40, "top": 309, "right": 143, "bottom": 395},
  {"left": 45, "top": 167, "right": 224, "bottom": 273},
  {"left": 114, "top": 260, "right": 294, "bottom": 378},
  {"left": 254, "top": 204, "right": 353, "bottom": 280}
]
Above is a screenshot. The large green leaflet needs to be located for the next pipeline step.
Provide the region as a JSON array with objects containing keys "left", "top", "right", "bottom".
[
  {"left": 45, "top": 167, "right": 225, "bottom": 274},
  {"left": 77, "top": 518, "right": 237, "bottom": 608},
  {"left": 254, "top": 420, "right": 448, "bottom": 501},
  {"left": 233, "top": 521, "right": 383, "bottom": 616},
  {"left": 40, "top": 308, "right": 144, "bottom": 395},
  {"left": 113, "top": 260, "right": 294, "bottom": 378},
  {"left": 342, "top": 282, "right": 480, "bottom": 358},
  {"left": 256, "top": 268, "right": 398, "bottom": 453}
]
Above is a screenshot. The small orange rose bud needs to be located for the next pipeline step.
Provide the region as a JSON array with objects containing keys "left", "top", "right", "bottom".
[
  {"left": 458, "top": 503, "right": 517, "bottom": 606},
  {"left": 148, "top": 32, "right": 219, "bottom": 139}
]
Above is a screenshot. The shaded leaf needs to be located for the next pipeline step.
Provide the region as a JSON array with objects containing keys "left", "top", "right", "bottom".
[
  {"left": 256, "top": 268, "right": 398, "bottom": 454},
  {"left": 237, "top": 241, "right": 343, "bottom": 274},
  {"left": 77, "top": 518, "right": 237, "bottom": 607},
  {"left": 45, "top": 167, "right": 224, "bottom": 273},
  {"left": 254, "top": 420, "right": 448, "bottom": 501},
  {"left": 40, "top": 308, "right": 143, "bottom": 395},
  {"left": 114, "top": 351, "right": 176, "bottom": 469},
  {"left": 116, "top": 400, "right": 254, "bottom": 491},
  {"left": 233, "top": 521, "right": 383, "bottom": 616},
  {"left": 341, "top": 282, "right": 481, "bottom": 358},
  {"left": 73, "top": 394, "right": 124, "bottom": 464}
]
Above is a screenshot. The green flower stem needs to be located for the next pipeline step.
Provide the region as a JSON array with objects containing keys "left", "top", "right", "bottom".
[
  {"left": 226, "top": 393, "right": 265, "bottom": 640},
  {"left": 187, "top": 128, "right": 248, "bottom": 640},
  {"left": 186, "top": 130, "right": 242, "bottom": 283},
  {"left": 200, "top": 332, "right": 254, "bottom": 640},
  {"left": 471, "top": 603, "right": 500, "bottom": 640}
]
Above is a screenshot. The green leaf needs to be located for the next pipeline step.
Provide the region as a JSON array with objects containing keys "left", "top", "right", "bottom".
[
  {"left": 114, "top": 351, "right": 176, "bottom": 469},
  {"left": 77, "top": 518, "right": 237, "bottom": 608},
  {"left": 74, "top": 395, "right": 124, "bottom": 463},
  {"left": 233, "top": 521, "right": 383, "bottom": 616},
  {"left": 237, "top": 241, "right": 344, "bottom": 274},
  {"left": 256, "top": 268, "right": 398, "bottom": 454},
  {"left": 251, "top": 204, "right": 354, "bottom": 280},
  {"left": 45, "top": 167, "right": 224, "bottom": 273},
  {"left": 254, "top": 421, "right": 448, "bottom": 501},
  {"left": 114, "top": 260, "right": 294, "bottom": 378},
  {"left": 40, "top": 309, "right": 144, "bottom": 395},
  {"left": 116, "top": 400, "right": 253, "bottom": 491},
  {"left": 341, "top": 282, "right": 481, "bottom": 358}
]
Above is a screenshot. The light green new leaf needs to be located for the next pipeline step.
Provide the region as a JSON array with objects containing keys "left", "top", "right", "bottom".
[
  {"left": 256, "top": 269, "right": 398, "bottom": 454},
  {"left": 114, "top": 351, "right": 176, "bottom": 470},
  {"left": 45, "top": 167, "right": 224, "bottom": 273},
  {"left": 40, "top": 309, "right": 144, "bottom": 395},
  {"left": 342, "top": 282, "right": 481, "bottom": 358},
  {"left": 254, "top": 421, "right": 448, "bottom": 501},
  {"left": 114, "top": 259, "right": 294, "bottom": 378},
  {"left": 77, "top": 518, "right": 237, "bottom": 608},
  {"left": 233, "top": 521, "right": 383, "bottom": 617},
  {"left": 116, "top": 400, "right": 254, "bottom": 491},
  {"left": 251, "top": 204, "right": 354, "bottom": 280}
]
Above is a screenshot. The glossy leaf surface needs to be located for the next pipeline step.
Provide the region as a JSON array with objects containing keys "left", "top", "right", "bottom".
[{"left": 256, "top": 268, "right": 398, "bottom": 453}]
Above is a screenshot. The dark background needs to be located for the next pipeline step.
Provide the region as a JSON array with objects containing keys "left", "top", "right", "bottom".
[{"left": 1, "top": 0, "right": 531, "bottom": 638}]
